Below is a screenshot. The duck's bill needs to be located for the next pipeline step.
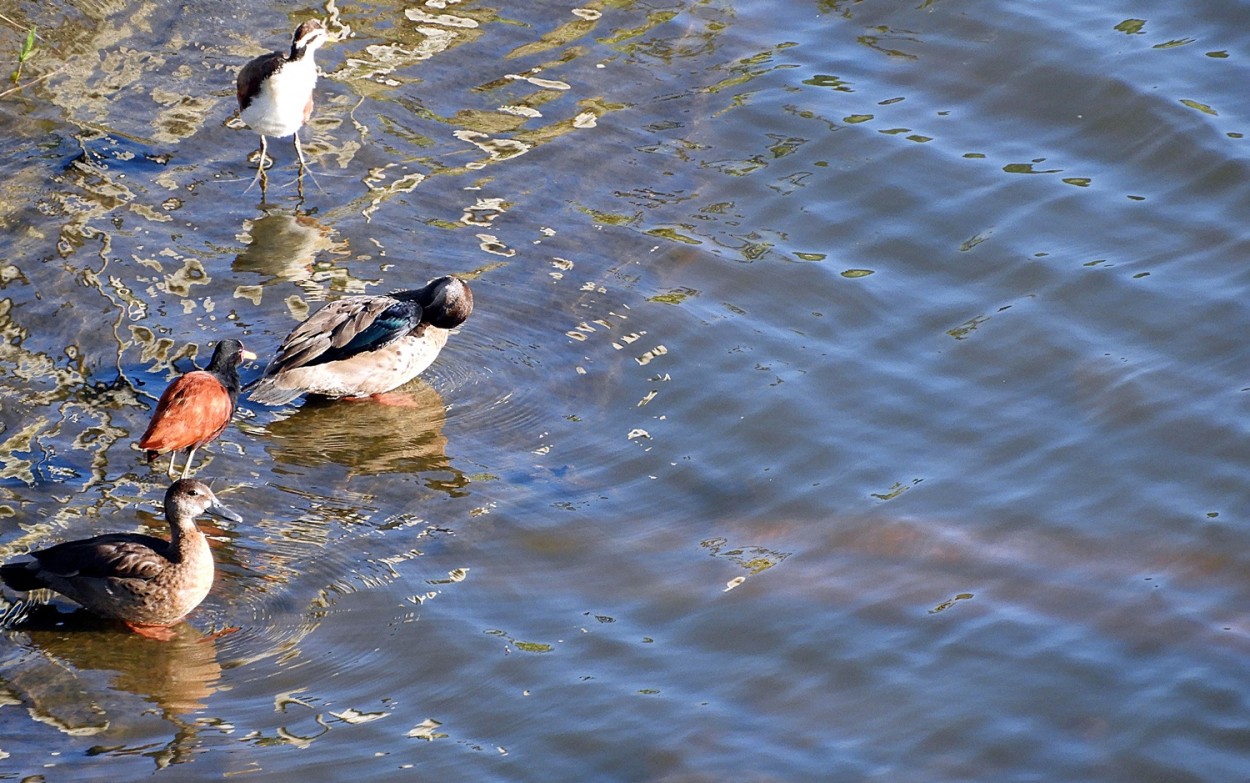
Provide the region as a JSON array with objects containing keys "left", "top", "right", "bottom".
[{"left": 208, "top": 500, "right": 244, "bottom": 524}]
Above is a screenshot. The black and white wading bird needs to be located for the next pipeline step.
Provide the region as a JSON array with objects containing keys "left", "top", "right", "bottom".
[{"left": 236, "top": 19, "right": 329, "bottom": 192}]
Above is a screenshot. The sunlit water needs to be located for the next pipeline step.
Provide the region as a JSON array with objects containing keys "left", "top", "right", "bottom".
[{"left": 1, "top": 0, "right": 1249, "bottom": 780}]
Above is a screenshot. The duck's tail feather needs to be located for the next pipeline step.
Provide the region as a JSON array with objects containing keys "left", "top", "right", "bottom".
[{"left": 0, "top": 562, "right": 45, "bottom": 593}]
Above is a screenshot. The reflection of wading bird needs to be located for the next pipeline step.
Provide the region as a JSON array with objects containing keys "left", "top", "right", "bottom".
[
  {"left": 0, "top": 480, "right": 241, "bottom": 638},
  {"left": 140, "top": 340, "right": 253, "bottom": 478},
  {"left": 250, "top": 276, "right": 474, "bottom": 405},
  {"left": 233, "top": 211, "right": 339, "bottom": 286},
  {"left": 236, "top": 19, "right": 328, "bottom": 192}
]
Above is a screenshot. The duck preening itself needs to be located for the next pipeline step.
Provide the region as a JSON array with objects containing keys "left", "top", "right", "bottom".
[
  {"left": 250, "top": 275, "right": 473, "bottom": 405},
  {"left": 0, "top": 480, "right": 241, "bottom": 636}
]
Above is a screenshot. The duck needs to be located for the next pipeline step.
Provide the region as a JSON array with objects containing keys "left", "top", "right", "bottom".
[
  {"left": 236, "top": 19, "right": 329, "bottom": 191},
  {"left": 249, "top": 275, "right": 473, "bottom": 405},
  {"left": 0, "top": 479, "right": 241, "bottom": 636},
  {"left": 139, "top": 339, "right": 254, "bottom": 478}
]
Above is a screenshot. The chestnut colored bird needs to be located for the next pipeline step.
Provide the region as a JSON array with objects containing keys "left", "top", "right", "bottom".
[
  {"left": 249, "top": 276, "right": 473, "bottom": 406},
  {"left": 236, "top": 19, "right": 329, "bottom": 191},
  {"left": 139, "top": 340, "right": 253, "bottom": 478},
  {"left": 0, "top": 479, "right": 241, "bottom": 637}
]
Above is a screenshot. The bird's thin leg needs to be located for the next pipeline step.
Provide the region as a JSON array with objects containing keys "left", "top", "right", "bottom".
[
  {"left": 294, "top": 130, "right": 305, "bottom": 170},
  {"left": 166, "top": 452, "right": 179, "bottom": 479},
  {"left": 293, "top": 132, "right": 321, "bottom": 193},
  {"left": 244, "top": 135, "right": 269, "bottom": 193},
  {"left": 260, "top": 135, "right": 270, "bottom": 192},
  {"left": 180, "top": 448, "right": 197, "bottom": 479}
]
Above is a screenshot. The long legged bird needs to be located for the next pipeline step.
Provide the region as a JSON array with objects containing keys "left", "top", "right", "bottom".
[{"left": 236, "top": 20, "right": 328, "bottom": 192}]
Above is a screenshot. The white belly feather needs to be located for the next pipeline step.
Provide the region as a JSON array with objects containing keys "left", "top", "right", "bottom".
[
  {"left": 269, "top": 329, "right": 451, "bottom": 399},
  {"left": 241, "top": 59, "right": 318, "bottom": 138}
]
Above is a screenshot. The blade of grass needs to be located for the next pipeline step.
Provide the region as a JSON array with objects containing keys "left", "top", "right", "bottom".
[{"left": 10, "top": 24, "right": 34, "bottom": 83}]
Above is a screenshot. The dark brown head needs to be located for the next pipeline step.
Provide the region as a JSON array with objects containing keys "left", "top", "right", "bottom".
[
  {"left": 289, "top": 19, "right": 328, "bottom": 60},
  {"left": 408, "top": 276, "right": 474, "bottom": 330}
]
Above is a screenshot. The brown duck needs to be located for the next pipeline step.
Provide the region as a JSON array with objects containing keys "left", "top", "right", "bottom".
[{"left": 0, "top": 480, "right": 241, "bottom": 637}]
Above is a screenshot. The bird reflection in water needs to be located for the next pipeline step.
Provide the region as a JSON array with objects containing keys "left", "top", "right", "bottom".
[
  {"left": 259, "top": 379, "right": 461, "bottom": 479},
  {"left": 0, "top": 606, "right": 222, "bottom": 769},
  {"left": 231, "top": 209, "right": 352, "bottom": 293}
]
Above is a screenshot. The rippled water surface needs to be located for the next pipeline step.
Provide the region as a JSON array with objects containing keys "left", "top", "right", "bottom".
[{"left": 2, "top": 0, "right": 1250, "bottom": 780}]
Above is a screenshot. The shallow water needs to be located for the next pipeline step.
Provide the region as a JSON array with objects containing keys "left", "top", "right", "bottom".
[{"left": 2, "top": 0, "right": 1250, "bottom": 779}]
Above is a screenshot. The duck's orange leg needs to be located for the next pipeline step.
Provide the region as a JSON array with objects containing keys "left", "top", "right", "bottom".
[{"left": 125, "top": 621, "right": 178, "bottom": 641}]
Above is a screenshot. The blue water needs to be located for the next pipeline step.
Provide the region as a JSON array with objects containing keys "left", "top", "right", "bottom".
[{"left": 1, "top": 0, "right": 1249, "bottom": 780}]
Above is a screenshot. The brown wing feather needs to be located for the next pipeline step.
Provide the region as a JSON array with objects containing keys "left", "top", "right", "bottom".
[
  {"left": 139, "top": 372, "right": 234, "bottom": 453},
  {"left": 34, "top": 533, "right": 172, "bottom": 582},
  {"left": 266, "top": 297, "right": 396, "bottom": 375}
]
